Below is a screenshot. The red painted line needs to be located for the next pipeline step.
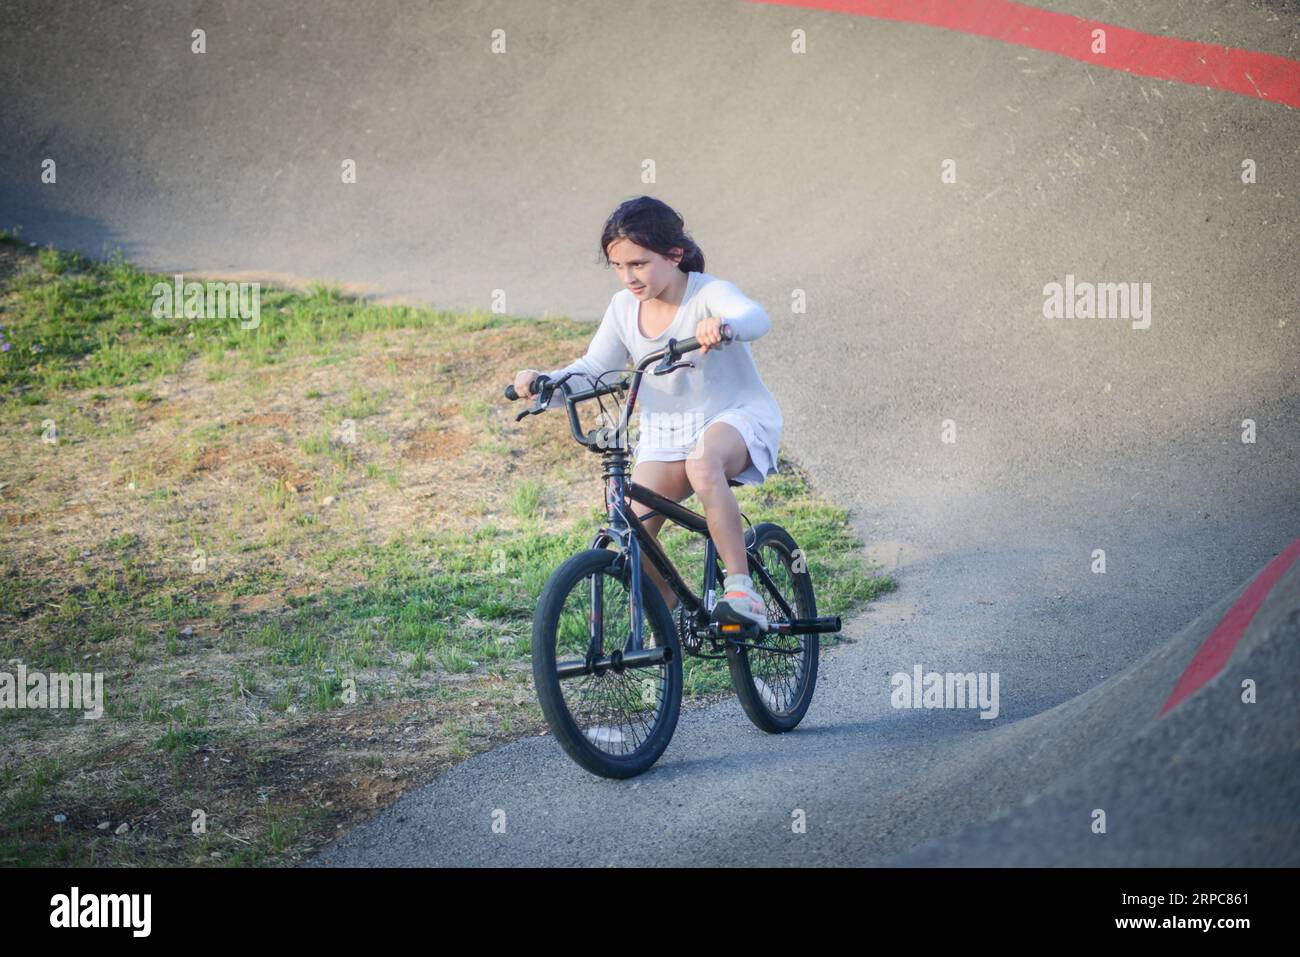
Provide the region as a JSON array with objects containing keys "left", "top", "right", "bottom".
[
  {"left": 744, "top": 0, "right": 1300, "bottom": 109},
  {"left": 1158, "top": 538, "right": 1300, "bottom": 717}
]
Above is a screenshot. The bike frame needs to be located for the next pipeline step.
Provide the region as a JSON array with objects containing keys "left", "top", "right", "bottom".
[
  {"left": 588, "top": 452, "right": 723, "bottom": 653},
  {"left": 590, "top": 449, "right": 801, "bottom": 654}
]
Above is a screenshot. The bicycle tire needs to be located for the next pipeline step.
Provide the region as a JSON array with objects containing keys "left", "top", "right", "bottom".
[
  {"left": 532, "top": 548, "right": 683, "bottom": 778},
  {"left": 725, "top": 522, "right": 819, "bottom": 733}
]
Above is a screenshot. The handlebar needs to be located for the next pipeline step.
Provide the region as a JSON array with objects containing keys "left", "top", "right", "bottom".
[
  {"left": 502, "top": 323, "right": 735, "bottom": 451},
  {"left": 503, "top": 324, "right": 734, "bottom": 402}
]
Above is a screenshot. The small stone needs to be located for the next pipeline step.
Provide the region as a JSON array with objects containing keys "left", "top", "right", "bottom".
[
  {"left": 97, "top": 821, "right": 111, "bottom": 830},
  {"left": 115, "top": 822, "right": 129, "bottom": 835},
  {"left": 179, "top": 626, "right": 194, "bottom": 637},
  {"left": 321, "top": 496, "right": 336, "bottom": 506},
  {"left": 53, "top": 813, "right": 67, "bottom": 823}
]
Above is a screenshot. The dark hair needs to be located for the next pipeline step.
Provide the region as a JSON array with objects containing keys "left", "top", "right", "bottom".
[{"left": 599, "top": 196, "right": 705, "bottom": 273}]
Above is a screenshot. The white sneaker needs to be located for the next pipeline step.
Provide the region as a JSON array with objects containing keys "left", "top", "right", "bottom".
[{"left": 712, "top": 573, "right": 768, "bottom": 631}]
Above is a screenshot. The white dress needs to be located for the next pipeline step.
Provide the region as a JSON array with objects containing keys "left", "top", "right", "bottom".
[{"left": 542, "top": 270, "right": 782, "bottom": 485}]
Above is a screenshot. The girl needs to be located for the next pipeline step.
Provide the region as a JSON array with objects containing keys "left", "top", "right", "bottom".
[{"left": 513, "top": 196, "right": 783, "bottom": 629}]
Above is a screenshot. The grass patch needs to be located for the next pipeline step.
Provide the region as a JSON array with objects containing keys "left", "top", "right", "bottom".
[{"left": 0, "top": 232, "right": 516, "bottom": 410}]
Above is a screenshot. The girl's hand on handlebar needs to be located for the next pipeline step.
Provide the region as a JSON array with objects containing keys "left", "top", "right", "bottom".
[
  {"left": 695, "top": 317, "right": 733, "bottom": 354},
  {"left": 513, "top": 369, "right": 542, "bottom": 397}
]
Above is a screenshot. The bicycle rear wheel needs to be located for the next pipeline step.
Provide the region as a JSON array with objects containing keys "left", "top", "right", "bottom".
[
  {"left": 725, "top": 522, "right": 819, "bottom": 733},
  {"left": 532, "top": 548, "right": 683, "bottom": 778}
]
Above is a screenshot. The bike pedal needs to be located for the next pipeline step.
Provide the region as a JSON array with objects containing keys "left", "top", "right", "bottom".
[{"left": 714, "top": 621, "right": 763, "bottom": 641}]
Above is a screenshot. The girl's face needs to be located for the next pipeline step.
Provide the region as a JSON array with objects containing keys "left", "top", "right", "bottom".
[{"left": 606, "top": 239, "right": 684, "bottom": 301}]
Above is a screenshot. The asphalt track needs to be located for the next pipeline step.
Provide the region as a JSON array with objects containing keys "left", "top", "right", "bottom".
[{"left": 2, "top": 0, "right": 1297, "bottom": 866}]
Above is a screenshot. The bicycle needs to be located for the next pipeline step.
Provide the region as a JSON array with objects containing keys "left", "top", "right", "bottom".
[{"left": 503, "top": 326, "right": 841, "bottom": 778}]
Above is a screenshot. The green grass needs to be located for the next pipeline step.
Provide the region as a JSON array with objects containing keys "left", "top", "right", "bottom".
[
  {"left": 511, "top": 479, "right": 546, "bottom": 520},
  {"left": 0, "top": 755, "right": 69, "bottom": 866},
  {"left": 0, "top": 231, "right": 515, "bottom": 413}
]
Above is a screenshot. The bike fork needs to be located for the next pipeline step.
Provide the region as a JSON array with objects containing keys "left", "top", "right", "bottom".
[
  {"left": 589, "top": 475, "right": 647, "bottom": 655},
  {"left": 626, "top": 523, "right": 645, "bottom": 653}
]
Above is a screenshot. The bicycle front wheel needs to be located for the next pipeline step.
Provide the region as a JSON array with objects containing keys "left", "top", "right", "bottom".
[
  {"left": 726, "top": 522, "right": 819, "bottom": 733},
  {"left": 532, "top": 548, "right": 683, "bottom": 778}
]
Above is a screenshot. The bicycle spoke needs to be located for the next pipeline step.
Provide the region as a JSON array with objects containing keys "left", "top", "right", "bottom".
[
  {"left": 744, "top": 541, "right": 808, "bottom": 715},
  {"left": 554, "top": 566, "right": 668, "bottom": 757}
]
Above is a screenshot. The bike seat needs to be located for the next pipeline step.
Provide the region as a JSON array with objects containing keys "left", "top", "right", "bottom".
[{"left": 727, "top": 479, "right": 743, "bottom": 488}]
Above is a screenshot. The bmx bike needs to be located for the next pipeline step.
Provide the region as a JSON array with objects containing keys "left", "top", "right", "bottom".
[{"left": 503, "top": 326, "right": 841, "bottom": 778}]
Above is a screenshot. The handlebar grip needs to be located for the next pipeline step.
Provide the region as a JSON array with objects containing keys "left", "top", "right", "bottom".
[
  {"left": 505, "top": 373, "right": 551, "bottom": 402},
  {"left": 674, "top": 324, "right": 735, "bottom": 355}
]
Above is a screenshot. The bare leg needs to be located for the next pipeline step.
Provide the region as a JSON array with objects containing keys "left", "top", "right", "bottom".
[
  {"left": 627, "top": 459, "right": 692, "bottom": 611},
  {"left": 683, "top": 422, "right": 754, "bottom": 578}
]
